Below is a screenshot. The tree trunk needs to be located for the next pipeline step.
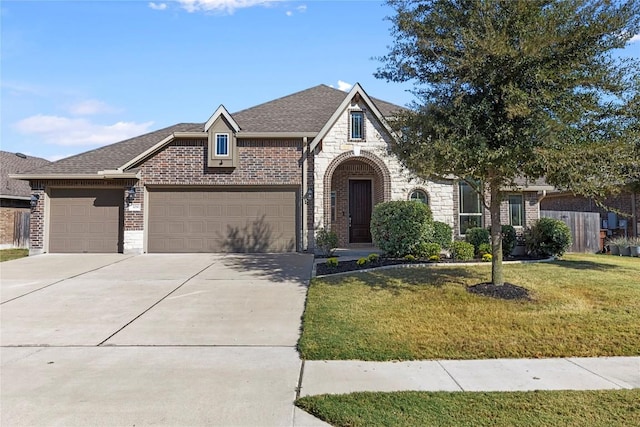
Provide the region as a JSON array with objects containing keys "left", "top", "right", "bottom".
[{"left": 490, "top": 183, "right": 504, "bottom": 286}]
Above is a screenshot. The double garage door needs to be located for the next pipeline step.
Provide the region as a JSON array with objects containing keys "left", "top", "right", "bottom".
[
  {"left": 147, "top": 188, "right": 297, "bottom": 253},
  {"left": 48, "top": 187, "right": 297, "bottom": 253}
]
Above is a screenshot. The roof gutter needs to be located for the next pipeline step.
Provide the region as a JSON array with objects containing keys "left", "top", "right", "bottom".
[
  {"left": 236, "top": 132, "right": 317, "bottom": 139},
  {"left": 8, "top": 171, "right": 140, "bottom": 180},
  {"left": 0, "top": 195, "right": 30, "bottom": 201}
]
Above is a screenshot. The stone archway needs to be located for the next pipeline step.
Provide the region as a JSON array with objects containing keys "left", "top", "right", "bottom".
[{"left": 323, "top": 150, "right": 391, "bottom": 246}]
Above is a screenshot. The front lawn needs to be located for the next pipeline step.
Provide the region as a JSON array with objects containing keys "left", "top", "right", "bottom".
[
  {"left": 298, "top": 254, "right": 640, "bottom": 360},
  {"left": 0, "top": 249, "right": 28, "bottom": 262},
  {"left": 296, "top": 389, "right": 640, "bottom": 427}
]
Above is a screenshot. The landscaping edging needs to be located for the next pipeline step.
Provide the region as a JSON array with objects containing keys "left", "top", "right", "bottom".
[{"left": 312, "top": 256, "right": 556, "bottom": 278}]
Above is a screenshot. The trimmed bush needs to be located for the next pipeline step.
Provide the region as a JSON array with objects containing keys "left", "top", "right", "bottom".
[
  {"left": 428, "top": 255, "right": 440, "bottom": 262},
  {"left": 356, "top": 257, "right": 368, "bottom": 267},
  {"left": 482, "top": 253, "right": 493, "bottom": 262},
  {"left": 326, "top": 257, "right": 338, "bottom": 268},
  {"left": 431, "top": 221, "right": 453, "bottom": 249},
  {"left": 526, "top": 218, "right": 572, "bottom": 257},
  {"left": 404, "top": 254, "right": 417, "bottom": 262},
  {"left": 478, "top": 243, "right": 491, "bottom": 256},
  {"left": 501, "top": 224, "right": 517, "bottom": 258},
  {"left": 370, "top": 201, "right": 434, "bottom": 257},
  {"left": 416, "top": 242, "right": 442, "bottom": 258},
  {"left": 465, "top": 227, "right": 490, "bottom": 254},
  {"left": 451, "top": 241, "right": 474, "bottom": 261},
  {"left": 316, "top": 228, "right": 338, "bottom": 257},
  {"left": 367, "top": 253, "right": 380, "bottom": 263}
]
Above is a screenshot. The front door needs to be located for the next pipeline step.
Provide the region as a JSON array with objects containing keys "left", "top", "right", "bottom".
[{"left": 349, "top": 180, "right": 372, "bottom": 243}]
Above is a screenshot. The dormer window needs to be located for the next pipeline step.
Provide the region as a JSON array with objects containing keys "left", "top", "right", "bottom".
[
  {"left": 350, "top": 111, "right": 364, "bottom": 140},
  {"left": 216, "top": 134, "right": 229, "bottom": 156}
]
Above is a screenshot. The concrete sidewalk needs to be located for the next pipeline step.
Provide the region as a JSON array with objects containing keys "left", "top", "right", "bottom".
[{"left": 299, "top": 356, "right": 640, "bottom": 397}]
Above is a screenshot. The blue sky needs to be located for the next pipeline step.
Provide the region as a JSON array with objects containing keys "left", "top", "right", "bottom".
[{"left": 1, "top": 0, "right": 639, "bottom": 162}]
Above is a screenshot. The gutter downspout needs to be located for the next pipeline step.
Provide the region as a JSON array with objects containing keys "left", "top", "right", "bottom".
[{"left": 301, "top": 137, "right": 308, "bottom": 251}]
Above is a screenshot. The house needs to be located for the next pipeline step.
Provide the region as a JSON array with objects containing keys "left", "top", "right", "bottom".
[
  {"left": 541, "top": 187, "right": 640, "bottom": 239},
  {"left": 1, "top": 151, "right": 50, "bottom": 249},
  {"left": 12, "top": 84, "right": 551, "bottom": 255}
]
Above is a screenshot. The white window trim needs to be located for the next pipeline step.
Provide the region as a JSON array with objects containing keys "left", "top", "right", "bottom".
[
  {"left": 508, "top": 194, "right": 525, "bottom": 228},
  {"left": 215, "top": 133, "right": 229, "bottom": 157},
  {"left": 349, "top": 110, "right": 365, "bottom": 141},
  {"left": 459, "top": 181, "right": 483, "bottom": 235},
  {"left": 408, "top": 188, "right": 429, "bottom": 204}
]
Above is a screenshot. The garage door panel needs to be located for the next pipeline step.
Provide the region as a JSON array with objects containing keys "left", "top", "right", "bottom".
[
  {"left": 148, "top": 188, "right": 297, "bottom": 253},
  {"left": 49, "top": 189, "right": 123, "bottom": 253}
]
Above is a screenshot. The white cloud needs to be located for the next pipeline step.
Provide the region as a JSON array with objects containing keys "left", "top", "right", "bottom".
[
  {"left": 67, "top": 99, "right": 120, "bottom": 116},
  {"left": 178, "top": 0, "right": 281, "bottom": 14},
  {"left": 148, "top": 2, "right": 168, "bottom": 10},
  {"left": 14, "top": 115, "right": 154, "bottom": 147},
  {"left": 286, "top": 4, "right": 306, "bottom": 16},
  {"left": 337, "top": 80, "right": 353, "bottom": 92},
  {"left": 630, "top": 33, "right": 640, "bottom": 43}
]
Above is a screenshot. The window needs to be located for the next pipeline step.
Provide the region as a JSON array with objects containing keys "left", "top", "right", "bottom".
[
  {"left": 215, "top": 133, "right": 229, "bottom": 156},
  {"left": 459, "top": 181, "right": 482, "bottom": 234},
  {"left": 350, "top": 111, "right": 364, "bottom": 140},
  {"left": 509, "top": 194, "right": 524, "bottom": 227},
  {"left": 331, "top": 191, "right": 337, "bottom": 222},
  {"left": 409, "top": 189, "right": 429, "bottom": 204}
]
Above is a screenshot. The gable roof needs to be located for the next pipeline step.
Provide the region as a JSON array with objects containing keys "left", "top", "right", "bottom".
[
  {"left": 0, "top": 151, "right": 50, "bottom": 198},
  {"left": 15, "top": 84, "right": 405, "bottom": 178}
]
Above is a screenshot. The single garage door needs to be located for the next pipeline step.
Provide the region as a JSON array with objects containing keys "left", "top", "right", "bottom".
[
  {"left": 49, "top": 188, "right": 123, "bottom": 253},
  {"left": 147, "top": 188, "right": 297, "bottom": 253}
]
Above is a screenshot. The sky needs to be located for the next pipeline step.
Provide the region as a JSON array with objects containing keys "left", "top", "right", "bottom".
[{"left": 1, "top": 0, "right": 639, "bottom": 162}]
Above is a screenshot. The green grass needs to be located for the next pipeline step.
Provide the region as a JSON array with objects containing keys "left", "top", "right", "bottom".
[
  {"left": 299, "top": 254, "right": 640, "bottom": 360},
  {"left": 296, "top": 389, "right": 640, "bottom": 427},
  {"left": 0, "top": 249, "right": 28, "bottom": 262}
]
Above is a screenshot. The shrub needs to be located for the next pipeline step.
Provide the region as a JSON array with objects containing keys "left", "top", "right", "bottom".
[
  {"left": 465, "top": 227, "right": 490, "bottom": 254},
  {"left": 482, "top": 253, "right": 493, "bottom": 262},
  {"left": 370, "top": 201, "right": 434, "bottom": 257},
  {"left": 404, "top": 254, "right": 417, "bottom": 262},
  {"left": 356, "top": 257, "right": 368, "bottom": 267},
  {"left": 501, "top": 224, "right": 517, "bottom": 258},
  {"left": 428, "top": 255, "right": 440, "bottom": 262},
  {"left": 315, "top": 228, "right": 338, "bottom": 257},
  {"left": 526, "top": 218, "right": 572, "bottom": 257},
  {"left": 416, "top": 242, "right": 442, "bottom": 258},
  {"left": 431, "top": 221, "right": 453, "bottom": 249},
  {"left": 367, "top": 253, "right": 380, "bottom": 263},
  {"left": 478, "top": 243, "right": 491, "bottom": 256},
  {"left": 451, "top": 241, "right": 474, "bottom": 261},
  {"left": 326, "top": 257, "right": 339, "bottom": 268}
]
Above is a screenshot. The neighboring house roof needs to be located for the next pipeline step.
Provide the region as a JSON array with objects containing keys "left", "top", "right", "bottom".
[
  {"left": 0, "top": 151, "right": 50, "bottom": 199},
  {"left": 15, "top": 84, "right": 405, "bottom": 179}
]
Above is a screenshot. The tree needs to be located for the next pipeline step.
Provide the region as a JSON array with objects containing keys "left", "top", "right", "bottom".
[{"left": 376, "top": 0, "right": 640, "bottom": 285}]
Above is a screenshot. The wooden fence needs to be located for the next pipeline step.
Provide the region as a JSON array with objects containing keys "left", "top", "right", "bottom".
[
  {"left": 13, "top": 211, "right": 30, "bottom": 248},
  {"left": 541, "top": 210, "right": 601, "bottom": 253}
]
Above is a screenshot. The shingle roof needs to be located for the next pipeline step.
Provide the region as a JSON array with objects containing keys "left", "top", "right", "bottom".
[
  {"left": 233, "top": 84, "right": 403, "bottom": 133},
  {"left": 20, "top": 84, "right": 405, "bottom": 177},
  {"left": 28, "top": 123, "right": 202, "bottom": 175},
  {"left": 1, "top": 151, "right": 50, "bottom": 197}
]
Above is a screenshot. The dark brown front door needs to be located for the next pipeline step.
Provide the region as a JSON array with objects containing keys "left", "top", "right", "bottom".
[{"left": 349, "top": 180, "right": 372, "bottom": 243}]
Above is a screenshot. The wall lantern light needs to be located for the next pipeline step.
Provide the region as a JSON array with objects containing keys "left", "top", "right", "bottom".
[
  {"left": 303, "top": 188, "right": 313, "bottom": 204},
  {"left": 126, "top": 186, "right": 137, "bottom": 206},
  {"left": 30, "top": 194, "right": 40, "bottom": 208}
]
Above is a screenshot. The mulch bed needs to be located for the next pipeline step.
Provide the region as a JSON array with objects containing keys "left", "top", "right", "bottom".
[
  {"left": 467, "top": 282, "right": 531, "bottom": 300},
  {"left": 315, "top": 256, "right": 539, "bottom": 301}
]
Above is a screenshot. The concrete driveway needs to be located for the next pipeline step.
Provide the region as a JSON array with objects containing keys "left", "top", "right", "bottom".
[{"left": 1, "top": 253, "right": 325, "bottom": 426}]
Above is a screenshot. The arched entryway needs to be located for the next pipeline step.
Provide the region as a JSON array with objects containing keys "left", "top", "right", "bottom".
[{"left": 323, "top": 151, "right": 391, "bottom": 247}]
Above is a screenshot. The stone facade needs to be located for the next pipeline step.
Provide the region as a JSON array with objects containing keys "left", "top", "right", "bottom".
[{"left": 310, "top": 99, "right": 456, "bottom": 247}]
